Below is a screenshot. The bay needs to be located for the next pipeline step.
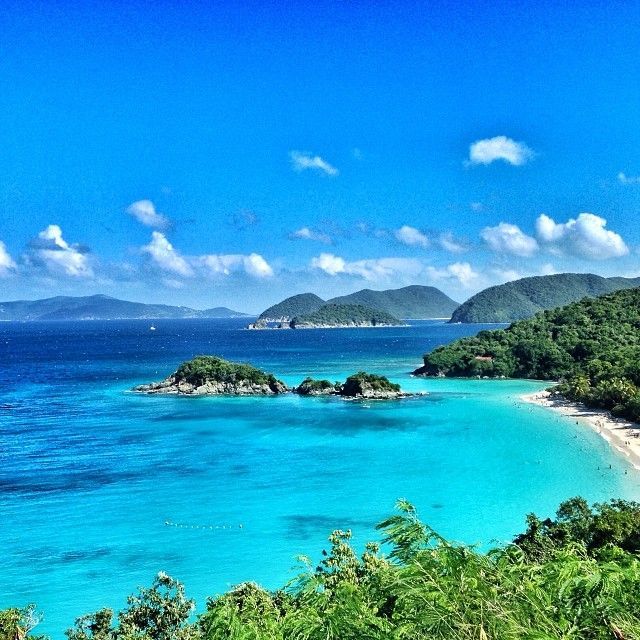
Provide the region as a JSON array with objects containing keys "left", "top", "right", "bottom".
[{"left": 1, "top": 319, "right": 638, "bottom": 637}]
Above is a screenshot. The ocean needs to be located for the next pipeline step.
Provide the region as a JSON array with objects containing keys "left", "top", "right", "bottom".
[{"left": 1, "top": 319, "right": 638, "bottom": 637}]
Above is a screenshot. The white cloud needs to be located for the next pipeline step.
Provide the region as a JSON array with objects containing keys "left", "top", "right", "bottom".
[
  {"left": 426, "top": 262, "right": 480, "bottom": 288},
  {"left": 126, "top": 200, "right": 169, "bottom": 228},
  {"left": 618, "top": 172, "right": 640, "bottom": 185},
  {"left": 535, "top": 213, "right": 628, "bottom": 260},
  {"left": 289, "top": 151, "right": 339, "bottom": 176},
  {"left": 142, "top": 232, "right": 273, "bottom": 280},
  {"left": 310, "top": 253, "right": 422, "bottom": 281},
  {"left": 141, "top": 232, "right": 194, "bottom": 277},
  {"left": 481, "top": 222, "right": 539, "bottom": 257},
  {"left": 30, "top": 225, "right": 94, "bottom": 277},
  {"left": 290, "top": 227, "right": 332, "bottom": 244},
  {"left": 310, "top": 253, "right": 346, "bottom": 276},
  {"left": 0, "top": 241, "right": 16, "bottom": 276},
  {"left": 394, "top": 225, "right": 429, "bottom": 248},
  {"left": 467, "top": 135, "right": 535, "bottom": 166},
  {"left": 439, "top": 232, "right": 467, "bottom": 254},
  {"left": 244, "top": 253, "right": 274, "bottom": 278}
]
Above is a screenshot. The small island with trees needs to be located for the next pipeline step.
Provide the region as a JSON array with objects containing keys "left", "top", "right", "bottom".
[{"left": 134, "top": 356, "right": 289, "bottom": 395}]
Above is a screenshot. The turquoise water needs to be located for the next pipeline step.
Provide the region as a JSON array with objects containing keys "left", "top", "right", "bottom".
[{"left": 1, "top": 319, "right": 638, "bottom": 637}]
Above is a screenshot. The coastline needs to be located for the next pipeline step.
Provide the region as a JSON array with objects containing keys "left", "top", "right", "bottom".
[{"left": 521, "top": 390, "right": 640, "bottom": 471}]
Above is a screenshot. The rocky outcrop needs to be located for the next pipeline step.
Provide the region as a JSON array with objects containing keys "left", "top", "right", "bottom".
[
  {"left": 134, "top": 376, "right": 288, "bottom": 396},
  {"left": 294, "top": 377, "right": 338, "bottom": 396},
  {"left": 293, "top": 373, "right": 417, "bottom": 400}
]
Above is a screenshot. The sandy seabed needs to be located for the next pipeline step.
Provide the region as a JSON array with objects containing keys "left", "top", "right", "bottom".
[{"left": 521, "top": 390, "right": 640, "bottom": 471}]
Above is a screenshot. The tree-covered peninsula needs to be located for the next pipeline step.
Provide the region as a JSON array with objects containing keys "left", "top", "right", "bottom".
[
  {"left": 290, "top": 304, "right": 403, "bottom": 328},
  {"left": 417, "top": 288, "right": 640, "bottom": 421},
  {"left": 134, "top": 356, "right": 288, "bottom": 395},
  {"left": 6, "top": 497, "right": 640, "bottom": 639}
]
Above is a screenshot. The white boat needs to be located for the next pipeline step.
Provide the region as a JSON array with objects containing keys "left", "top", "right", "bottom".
[{"left": 149, "top": 325, "right": 156, "bottom": 331}]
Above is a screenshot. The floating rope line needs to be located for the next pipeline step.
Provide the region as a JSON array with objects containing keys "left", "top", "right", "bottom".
[{"left": 164, "top": 520, "right": 244, "bottom": 531}]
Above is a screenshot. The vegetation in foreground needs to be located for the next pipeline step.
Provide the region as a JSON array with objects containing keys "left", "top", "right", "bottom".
[
  {"left": 419, "top": 288, "right": 640, "bottom": 421},
  {"left": 5, "top": 498, "right": 640, "bottom": 639}
]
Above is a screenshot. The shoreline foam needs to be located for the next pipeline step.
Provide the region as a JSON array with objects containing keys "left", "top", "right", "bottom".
[{"left": 521, "top": 390, "right": 640, "bottom": 471}]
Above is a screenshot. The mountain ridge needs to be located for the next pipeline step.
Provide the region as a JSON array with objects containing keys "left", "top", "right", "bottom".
[
  {"left": 0, "top": 294, "right": 250, "bottom": 321},
  {"left": 450, "top": 273, "right": 640, "bottom": 323},
  {"left": 257, "top": 285, "right": 459, "bottom": 320}
]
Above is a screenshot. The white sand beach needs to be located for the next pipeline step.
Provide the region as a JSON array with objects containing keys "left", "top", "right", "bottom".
[{"left": 521, "top": 390, "right": 640, "bottom": 470}]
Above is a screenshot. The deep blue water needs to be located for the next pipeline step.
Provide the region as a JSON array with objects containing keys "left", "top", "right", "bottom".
[{"left": 1, "top": 319, "right": 638, "bottom": 637}]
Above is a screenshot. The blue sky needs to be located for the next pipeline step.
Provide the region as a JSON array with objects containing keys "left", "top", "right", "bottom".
[{"left": 1, "top": 0, "right": 639, "bottom": 312}]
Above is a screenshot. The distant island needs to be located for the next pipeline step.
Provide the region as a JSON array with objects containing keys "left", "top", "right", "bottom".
[
  {"left": 0, "top": 295, "right": 250, "bottom": 321},
  {"left": 256, "top": 285, "right": 459, "bottom": 323},
  {"left": 290, "top": 304, "right": 403, "bottom": 329},
  {"left": 135, "top": 356, "right": 412, "bottom": 399},
  {"left": 416, "top": 287, "right": 640, "bottom": 422},
  {"left": 249, "top": 303, "right": 404, "bottom": 329},
  {"left": 449, "top": 273, "right": 640, "bottom": 323}
]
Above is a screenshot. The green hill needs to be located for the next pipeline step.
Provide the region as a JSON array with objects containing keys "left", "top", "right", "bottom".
[
  {"left": 291, "top": 304, "right": 402, "bottom": 328},
  {"left": 450, "top": 273, "right": 640, "bottom": 323},
  {"left": 258, "top": 293, "right": 325, "bottom": 320},
  {"left": 328, "top": 285, "right": 458, "bottom": 318},
  {"left": 418, "top": 287, "right": 640, "bottom": 421}
]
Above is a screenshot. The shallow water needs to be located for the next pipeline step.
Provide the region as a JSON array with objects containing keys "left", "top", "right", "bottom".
[{"left": 1, "top": 319, "right": 638, "bottom": 637}]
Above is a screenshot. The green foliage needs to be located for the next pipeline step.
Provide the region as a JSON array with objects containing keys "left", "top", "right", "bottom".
[
  {"left": 341, "top": 371, "right": 401, "bottom": 395},
  {"left": 422, "top": 288, "right": 640, "bottom": 421},
  {"left": 66, "top": 572, "right": 198, "bottom": 640},
  {"left": 13, "top": 499, "right": 640, "bottom": 639},
  {"left": 290, "top": 304, "right": 402, "bottom": 328},
  {"left": 514, "top": 497, "right": 640, "bottom": 561},
  {"left": 0, "top": 605, "right": 46, "bottom": 640},
  {"left": 295, "top": 377, "right": 336, "bottom": 395},
  {"left": 258, "top": 294, "right": 325, "bottom": 321},
  {"left": 173, "top": 356, "right": 283, "bottom": 390},
  {"left": 450, "top": 273, "right": 640, "bottom": 323}
]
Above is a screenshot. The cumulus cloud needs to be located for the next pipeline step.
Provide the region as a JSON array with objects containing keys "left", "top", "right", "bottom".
[
  {"left": 467, "top": 135, "right": 535, "bottom": 166},
  {"left": 426, "top": 262, "right": 480, "bottom": 288},
  {"left": 310, "top": 253, "right": 346, "bottom": 276},
  {"left": 618, "top": 172, "right": 640, "bottom": 185},
  {"left": 439, "top": 232, "right": 468, "bottom": 253},
  {"left": 289, "top": 227, "right": 332, "bottom": 244},
  {"left": 141, "top": 232, "right": 273, "bottom": 279},
  {"left": 0, "top": 241, "right": 16, "bottom": 276},
  {"left": 394, "top": 225, "right": 429, "bottom": 248},
  {"left": 199, "top": 253, "right": 273, "bottom": 278},
  {"left": 29, "top": 225, "right": 94, "bottom": 277},
  {"left": 126, "top": 200, "right": 169, "bottom": 228},
  {"left": 535, "top": 213, "right": 628, "bottom": 260},
  {"left": 289, "top": 151, "right": 339, "bottom": 176},
  {"left": 142, "top": 232, "right": 194, "bottom": 277},
  {"left": 310, "top": 253, "right": 422, "bottom": 281},
  {"left": 481, "top": 222, "right": 539, "bottom": 257}
]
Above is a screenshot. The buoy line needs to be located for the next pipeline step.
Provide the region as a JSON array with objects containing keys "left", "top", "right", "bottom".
[{"left": 164, "top": 520, "right": 244, "bottom": 530}]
